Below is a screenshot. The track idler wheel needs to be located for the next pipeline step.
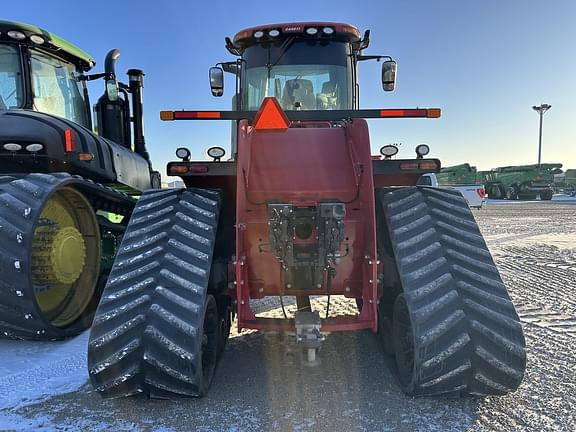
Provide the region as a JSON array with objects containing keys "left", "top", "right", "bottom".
[{"left": 0, "top": 174, "right": 103, "bottom": 340}]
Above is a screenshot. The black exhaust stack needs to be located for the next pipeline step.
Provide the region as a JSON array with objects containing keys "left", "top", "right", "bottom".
[
  {"left": 104, "top": 49, "right": 120, "bottom": 78},
  {"left": 127, "top": 69, "right": 151, "bottom": 169},
  {"left": 94, "top": 49, "right": 131, "bottom": 148}
]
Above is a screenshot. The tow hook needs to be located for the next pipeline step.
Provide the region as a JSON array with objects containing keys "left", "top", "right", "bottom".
[{"left": 294, "top": 310, "right": 325, "bottom": 364}]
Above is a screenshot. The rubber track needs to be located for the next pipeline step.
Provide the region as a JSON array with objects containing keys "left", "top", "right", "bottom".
[
  {"left": 88, "top": 188, "right": 220, "bottom": 398},
  {"left": 378, "top": 187, "right": 526, "bottom": 396},
  {"left": 0, "top": 173, "right": 135, "bottom": 340}
]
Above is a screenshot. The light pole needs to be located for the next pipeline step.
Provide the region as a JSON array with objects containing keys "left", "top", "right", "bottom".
[{"left": 532, "top": 103, "right": 551, "bottom": 167}]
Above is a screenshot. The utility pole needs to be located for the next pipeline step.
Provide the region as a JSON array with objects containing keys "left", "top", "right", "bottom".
[{"left": 532, "top": 103, "right": 551, "bottom": 167}]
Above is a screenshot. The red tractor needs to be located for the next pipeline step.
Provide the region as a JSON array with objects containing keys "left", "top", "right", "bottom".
[{"left": 88, "top": 22, "right": 526, "bottom": 398}]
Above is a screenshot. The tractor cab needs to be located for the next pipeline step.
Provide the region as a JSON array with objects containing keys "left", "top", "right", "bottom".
[
  {"left": 0, "top": 20, "right": 154, "bottom": 191},
  {"left": 210, "top": 22, "right": 397, "bottom": 112},
  {"left": 0, "top": 21, "right": 95, "bottom": 128}
]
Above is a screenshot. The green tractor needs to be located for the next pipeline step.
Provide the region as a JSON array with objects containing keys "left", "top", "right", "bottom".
[
  {"left": 0, "top": 20, "right": 158, "bottom": 340},
  {"left": 482, "top": 163, "right": 562, "bottom": 200}
]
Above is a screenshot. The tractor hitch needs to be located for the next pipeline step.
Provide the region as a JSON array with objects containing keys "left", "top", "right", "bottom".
[
  {"left": 268, "top": 202, "right": 346, "bottom": 290},
  {"left": 294, "top": 310, "right": 325, "bottom": 364}
]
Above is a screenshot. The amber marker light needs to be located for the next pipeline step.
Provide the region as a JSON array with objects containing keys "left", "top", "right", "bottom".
[
  {"left": 160, "top": 111, "right": 174, "bottom": 121},
  {"left": 78, "top": 153, "right": 94, "bottom": 161},
  {"left": 419, "top": 161, "right": 439, "bottom": 170},
  {"left": 168, "top": 164, "right": 189, "bottom": 174}
]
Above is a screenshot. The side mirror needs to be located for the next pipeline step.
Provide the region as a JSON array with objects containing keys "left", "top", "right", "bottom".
[
  {"left": 209, "top": 67, "right": 224, "bottom": 97},
  {"left": 105, "top": 79, "right": 119, "bottom": 101},
  {"left": 382, "top": 60, "right": 397, "bottom": 92}
]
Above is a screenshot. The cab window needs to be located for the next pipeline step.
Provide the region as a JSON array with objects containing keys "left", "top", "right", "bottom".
[
  {"left": 243, "top": 41, "right": 351, "bottom": 111},
  {"left": 0, "top": 44, "right": 24, "bottom": 109},
  {"left": 30, "top": 50, "right": 89, "bottom": 127}
]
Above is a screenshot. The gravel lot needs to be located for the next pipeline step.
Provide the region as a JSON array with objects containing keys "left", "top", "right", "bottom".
[{"left": 1, "top": 199, "right": 575, "bottom": 431}]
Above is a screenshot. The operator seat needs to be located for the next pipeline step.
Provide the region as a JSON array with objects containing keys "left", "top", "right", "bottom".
[
  {"left": 282, "top": 79, "right": 316, "bottom": 110},
  {"left": 317, "top": 81, "right": 339, "bottom": 110}
]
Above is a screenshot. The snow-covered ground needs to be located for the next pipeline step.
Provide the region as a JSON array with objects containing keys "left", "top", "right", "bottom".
[
  {"left": 1, "top": 200, "right": 575, "bottom": 431},
  {"left": 0, "top": 332, "right": 89, "bottom": 411},
  {"left": 0, "top": 332, "right": 89, "bottom": 429},
  {"left": 485, "top": 193, "right": 576, "bottom": 205}
]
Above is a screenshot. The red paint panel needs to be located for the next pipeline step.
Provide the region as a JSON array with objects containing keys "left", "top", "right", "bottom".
[
  {"left": 246, "top": 127, "right": 358, "bottom": 203},
  {"left": 235, "top": 119, "right": 378, "bottom": 333}
]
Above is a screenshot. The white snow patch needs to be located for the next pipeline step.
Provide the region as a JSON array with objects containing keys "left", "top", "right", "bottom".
[
  {"left": 0, "top": 331, "right": 89, "bottom": 410},
  {"left": 0, "top": 411, "right": 147, "bottom": 432},
  {"left": 485, "top": 195, "right": 576, "bottom": 205},
  {"left": 509, "top": 232, "right": 576, "bottom": 250}
]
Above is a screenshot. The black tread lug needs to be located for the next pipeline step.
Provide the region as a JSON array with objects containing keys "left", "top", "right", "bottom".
[
  {"left": 88, "top": 188, "right": 221, "bottom": 398},
  {"left": 377, "top": 186, "right": 526, "bottom": 397}
]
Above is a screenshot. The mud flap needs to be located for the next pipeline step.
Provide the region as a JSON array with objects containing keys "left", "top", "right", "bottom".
[
  {"left": 376, "top": 186, "right": 526, "bottom": 396},
  {"left": 88, "top": 188, "right": 221, "bottom": 398}
]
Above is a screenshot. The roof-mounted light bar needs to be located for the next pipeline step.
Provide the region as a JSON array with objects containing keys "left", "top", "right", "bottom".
[{"left": 233, "top": 22, "right": 361, "bottom": 45}]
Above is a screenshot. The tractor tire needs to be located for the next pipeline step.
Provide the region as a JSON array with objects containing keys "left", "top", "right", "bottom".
[
  {"left": 539, "top": 190, "right": 553, "bottom": 201},
  {"left": 376, "top": 187, "right": 526, "bottom": 396},
  {"left": 88, "top": 188, "right": 221, "bottom": 398},
  {"left": 505, "top": 187, "right": 518, "bottom": 200},
  {"left": 0, "top": 173, "right": 134, "bottom": 340},
  {"left": 489, "top": 185, "right": 505, "bottom": 199}
]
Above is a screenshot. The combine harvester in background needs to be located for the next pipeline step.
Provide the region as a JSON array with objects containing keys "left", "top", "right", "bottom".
[
  {"left": 88, "top": 22, "right": 526, "bottom": 399},
  {"left": 418, "top": 163, "right": 486, "bottom": 209},
  {"left": 481, "top": 164, "right": 562, "bottom": 200},
  {"left": 0, "top": 21, "right": 158, "bottom": 340},
  {"left": 554, "top": 169, "right": 576, "bottom": 196}
]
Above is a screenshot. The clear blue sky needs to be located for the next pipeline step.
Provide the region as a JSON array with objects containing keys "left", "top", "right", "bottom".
[{"left": 4, "top": 1, "right": 576, "bottom": 173}]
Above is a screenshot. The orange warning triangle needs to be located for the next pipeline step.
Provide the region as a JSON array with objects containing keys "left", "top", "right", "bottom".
[{"left": 253, "top": 97, "right": 290, "bottom": 132}]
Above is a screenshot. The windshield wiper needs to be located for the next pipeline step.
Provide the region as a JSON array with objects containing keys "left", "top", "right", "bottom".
[{"left": 267, "top": 36, "right": 296, "bottom": 70}]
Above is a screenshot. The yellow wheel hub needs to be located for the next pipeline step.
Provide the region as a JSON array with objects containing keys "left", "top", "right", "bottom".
[
  {"left": 30, "top": 187, "right": 100, "bottom": 328},
  {"left": 32, "top": 226, "right": 86, "bottom": 284}
]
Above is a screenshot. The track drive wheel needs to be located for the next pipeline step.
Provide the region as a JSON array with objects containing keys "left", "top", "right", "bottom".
[
  {"left": 376, "top": 187, "right": 526, "bottom": 396},
  {"left": 31, "top": 187, "right": 100, "bottom": 329},
  {"left": 0, "top": 174, "right": 102, "bottom": 340},
  {"left": 88, "top": 188, "right": 221, "bottom": 399}
]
